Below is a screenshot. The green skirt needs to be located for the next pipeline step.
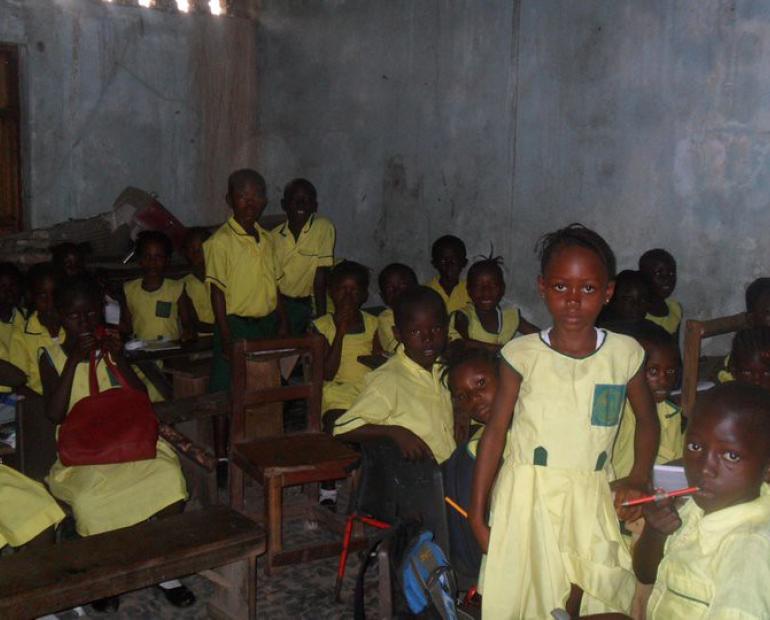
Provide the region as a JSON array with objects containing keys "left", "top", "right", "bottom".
[{"left": 209, "top": 313, "right": 278, "bottom": 392}]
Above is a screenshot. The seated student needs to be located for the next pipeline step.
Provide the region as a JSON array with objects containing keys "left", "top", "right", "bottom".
[
  {"left": 42, "top": 276, "right": 193, "bottom": 611},
  {"left": 639, "top": 249, "right": 682, "bottom": 337},
  {"left": 179, "top": 227, "right": 215, "bottom": 336},
  {"left": 334, "top": 286, "right": 456, "bottom": 464},
  {"left": 611, "top": 321, "right": 683, "bottom": 481},
  {"left": 375, "top": 263, "right": 418, "bottom": 355},
  {"left": 426, "top": 235, "right": 471, "bottom": 314},
  {"left": 449, "top": 255, "right": 538, "bottom": 348},
  {"left": 272, "top": 178, "right": 336, "bottom": 335},
  {"left": 0, "top": 262, "right": 25, "bottom": 348},
  {"left": 9, "top": 263, "right": 65, "bottom": 396},
  {"left": 719, "top": 278, "right": 770, "bottom": 383},
  {"left": 598, "top": 270, "right": 653, "bottom": 326},
  {"left": 726, "top": 326, "right": 770, "bottom": 391},
  {"left": 50, "top": 241, "right": 89, "bottom": 278},
  {"left": 440, "top": 341, "right": 498, "bottom": 581},
  {"left": 632, "top": 383, "right": 770, "bottom": 619},
  {"left": 122, "top": 230, "right": 193, "bottom": 343}
]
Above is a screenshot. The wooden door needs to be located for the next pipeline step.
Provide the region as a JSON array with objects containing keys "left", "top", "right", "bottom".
[{"left": 0, "top": 45, "right": 23, "bottom": 234}]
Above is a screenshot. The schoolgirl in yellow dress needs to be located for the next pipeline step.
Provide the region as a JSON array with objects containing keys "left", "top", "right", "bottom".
[
  {"left": 639, "top": 248, "right": 682, "bottom": 336},
  {"left": 469, "top": 225, "right": 660, "bottom": 619},
  {"left": 376, "top": 263, "right": 418, "bottom": 354}
]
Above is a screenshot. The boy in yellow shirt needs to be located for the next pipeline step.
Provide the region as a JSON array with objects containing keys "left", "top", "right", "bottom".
[
  {"left": 426, "top": 235, "right": 470, "bottom": 314},
  {"left": 334, "top": 286, "right": 455, "bottom": 464},
  {"left": 632, "top": 383, "right": 770, "bottom": 619},
  {"left": 639, "top": 248, "right": 682, "bottom": 337},
  {"left": 272, "top": 178, "right": 336, "bottom": 335},
  {"left": 375, "top": 263, "right": 418, "bottom": 355}
]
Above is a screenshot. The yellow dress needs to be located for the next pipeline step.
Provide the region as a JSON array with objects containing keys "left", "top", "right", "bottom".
[
  {"left": 449, "top": 304, "right": 520, "bottom": 345},
  {"left": 717, "top": 354, "right": 734, "bottom": 383},
  {"left": 313, "top": 312, "right": 378, "bottom": 413},
  {"left": 426, "top": 276, "right": 471, "bottom": 314},
  {"left": 377, "top": 307, "right": 399, "bottom": 354},
  {"left": 123, "top": 277, "right": 184, "bottom": 341},
  {"left": 647, "top": 486, "right": 770, "bottom": 619},
  {"left": 45, "top": 345, "right": 188, "bottom": 536},
  {"left": 482, "top": 329, "right": 644, "bottom": 619},
  {"left": 182, "top": 273, "right": 214, "bottom": 328},
  {"left": 0, "top": 464, "right": 65, "bottom": 548},
  {"left": 334, "top": 348, "right": 456, "bottom": 464},
  {"left": 612, "top": 400, "right": 683, "bottom": 480},
  {"left": 645, "top": 298, "right": 683, "bottom": 336},
  {"left": 8, "top": 312, "right": 65, "bottom": 394}
]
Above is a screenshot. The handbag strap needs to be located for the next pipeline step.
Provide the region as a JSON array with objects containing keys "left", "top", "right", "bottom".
[
  {"left": 88, "top": 350, "right": 101, "bottom": 396},
  {"left": 88, "top": 350, "right": 132, "bottom": 394}
]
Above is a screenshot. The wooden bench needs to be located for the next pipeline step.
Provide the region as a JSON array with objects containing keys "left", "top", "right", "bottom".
[{"left": 0, "top": 506, "right": 264, "bottom": 620}]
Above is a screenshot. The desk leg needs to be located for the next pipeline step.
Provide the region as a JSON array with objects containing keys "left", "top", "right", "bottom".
[
  {"left": 248, "top": 554, "right": 257, "bottom": 620},
  {"left": 266, "top": 476, "right": 282, "bottom": 576}
]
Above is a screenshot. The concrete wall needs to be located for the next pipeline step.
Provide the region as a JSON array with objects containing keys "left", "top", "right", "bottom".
[
  {"left": 0, "top": 0, "right": 259, "bottom": 229},
  {"left": 257, "top": 0, "right": 770, "bottom": 326}
]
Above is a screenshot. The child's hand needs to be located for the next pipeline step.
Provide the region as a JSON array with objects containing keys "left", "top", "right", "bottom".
[
  {"left": 74, "top": 333, "right": 98, "bottom": 362},
  {"left": 101, "top": 328, "right": 123, "bottom": 357},
  {"left": 468, "top": 510, "right": 490, "bottom": 553},
  {"left": 612, "top": 478, "right": 650, "bottom": 522},
  {"left": 391, "top": 427, "right": 433, "bottom": 462},
  {"left": 334, "top": 305, "right": 357, "bottom": 334},
  {"left": 642, "top": 497, "right": 682, "bottom": 536}
]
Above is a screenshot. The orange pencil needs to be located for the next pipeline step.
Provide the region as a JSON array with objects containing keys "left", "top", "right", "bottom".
[{"left": 445, "top": 496, "right": 468, "bottom": 519}]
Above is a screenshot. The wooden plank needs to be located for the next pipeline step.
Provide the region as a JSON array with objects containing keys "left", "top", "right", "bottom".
[
  {"left": 0, "top": 507, "right": 264, "bottom": 619},
  {"left": 154, "top": 390, "right": 229, "bottom": 424}
]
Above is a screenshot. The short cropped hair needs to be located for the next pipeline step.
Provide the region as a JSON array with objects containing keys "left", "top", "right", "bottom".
[
  {"left": 228, "top": 169, "right": 267, "bottom": 197},
  {"left": 329, "top": 260, "right": 370, "bottom": 291},
  {"left": 393, "top": 286, "right": 447, "bottom": 329},
  {"left": 535, "top": 223, "right": 616, "bottom": 278},
  {"left": 431, "top": 235, "right": 467, "bottom": 261}
]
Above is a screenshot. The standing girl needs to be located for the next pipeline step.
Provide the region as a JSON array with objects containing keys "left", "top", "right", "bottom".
[{"left": 469, "top": 224, "right": 660, "bottom": 618}]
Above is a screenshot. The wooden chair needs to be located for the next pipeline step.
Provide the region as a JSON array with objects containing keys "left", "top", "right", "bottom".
[
  {"left": 228, "top": 335, "right": 360, "bottom": 574},
  {"left": 681, "top": 312, "right": 748, "bottom": 418}
]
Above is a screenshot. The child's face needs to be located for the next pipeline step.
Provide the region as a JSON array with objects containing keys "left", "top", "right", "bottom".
[
  {"left": 468, "top": 271, "right": 505, "bottom": 312},
  {"left": 684, "top": 403, "right": 770, "bottom": 514},
  {"left": 748, "top": 292, "right": 770, "bottom": 328},
  {"left": 449, "top": 360, "right": 498, "bottom": 424},
  {"left": 537, "top": 246, "right": 613, "bottom": 332},
  {"left": 33, "top": 277, "right": 56, "bottom": 318},
  {"left": 61, "top": 295, "right": 101, "bottom": 340},
  {"left": 731, "top": 351, "right": 770, "bottom": 391},
  {"left": 641, "top": 258, "right": 676, "bottom": 300},
  {"left": 62, "top": 251, "right": 84, "bottom": 278},
  {"left": 380, "top": 271, "right": 414, "bottom": 308},
  {"left": 282, "top": 186, "right": 317, "bottom": 230},
  {"left": 644, "top": 342, "right": 679, "bottom": 403},
  {"left": 394, "top": 306, "right": 448, "bottom": 370},
  {"left": 227, "top": 182, "right": 267, "bottom": 226},
  {"left": 330, "top": 276, "right": 366, "bottom": 312},
  {"left": 139, "top": 241, "right": 169, "bottom": 278},
  {"left": 432, "top": 246, "right": 467, "bottom": 283},
  {"left": 183, "top": 238, "right": 205, "bottom": 269},
  {"left": 0, "top": 275, "right": 20, "bottom": 309},
  {"left": 611, "top": 282, "right": 650, "bottom": 321}
]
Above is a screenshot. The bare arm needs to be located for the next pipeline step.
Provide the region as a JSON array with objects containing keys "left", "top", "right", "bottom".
[
  {"left": 321, "top": 316, "right": 350, "bottom": 381},
  {"left": 517, "top": 315, "right": 540, "bottom": 335},
  {"left": 335, "top": 424, "right": 433, "bottom": 462},
  {"left": 469, "top": 363, "right": 522, "bottom": 551},
  {"left": 40, "top": 349, "right": 82, "bottom": 425},
  {"left": 633, "top": 499, "right": 681, "bottom": 584},
  {"left": 275, "top": 294, "right": 290, "bottom": 337},
  {"left": 178, "top": 290, "right": 196, "bottom": 342},
  {"left": 454, "top": 311, "right": 470, "bottom": 340}
]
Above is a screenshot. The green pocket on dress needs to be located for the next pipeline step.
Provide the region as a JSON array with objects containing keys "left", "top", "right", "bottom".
[
  {"left": 155, "top": 300, "right": 172, "bottom": 318},
  {"left": 591, "top": 384, "right": 626, "bottom": 426}
]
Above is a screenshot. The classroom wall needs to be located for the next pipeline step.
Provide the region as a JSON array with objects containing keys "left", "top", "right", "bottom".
[
  {"left": 0, "top": 0, "right": 258, "bottom": 229},
  {"left": 256, "top": 0, "right": 770, "bottom": 327}
]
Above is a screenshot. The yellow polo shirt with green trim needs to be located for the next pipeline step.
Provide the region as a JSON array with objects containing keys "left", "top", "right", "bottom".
[
  {"left": 647, "top": 486, "right": 770, "bottom": 619},
  {"left": 203, "top": 216, "right": 278, "bottom": 318},
  {"left": 333, "top": 348, "right": 456, "bottom": 463},
  {"left": 426, "top": 277, "right": 471, "bottom": 314},
  {"left": 182, "top": 273, "right": 214, "bottom": 326},
  {"left": 8, "top": 312, "right": 65, "bottom": 395},
  {"left": 645, "top": 298, "right": 683, "bottom": 335},
  {"left": 377, "top": 307, "right": 399, "bottom": 354},
  {"left": 124, "top": 278, "right": 184, "bottom": 341},
  {"left": 272, "top": 214, "right": 335, "bottom": 298},
  {"left": 612, "top": 399, "right": 683, "bottom": 480}
]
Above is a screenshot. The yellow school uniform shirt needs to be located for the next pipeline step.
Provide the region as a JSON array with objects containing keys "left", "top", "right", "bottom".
[
  {"left": 182, "top": 273, "right": 214, "bottom": 327},
  {"left": 426, "top": 276, "right": 471, "bottom": 314},
  {"left": 334, "top": 347, "right": 456, "bottom": 463},
  {"left": 647, "top": 486, "right": 770, "bottom": 619},
  {"left": 204, "top": 216, "right": 278, "bottom": 318},
  {"left": 449, "top": 304, "right": 520, "bottom": 345},
  {"left": 482, "top": 329, "right": 644, "bottom": 619},
  {"left": 44, "top": 345, "right": 188, "bottom": 536},
  {"left": 645, "top": 298, "right": 683, "bottom": 335},
  {"left": 272, "top": 214, "right": 335, "bottom": 298},
  {"left": 313, "top": 311, "right": 377, "bottom": 413},
  {"left": 124, "top": 277, "right": 184, "bottom": 341},
  {"left": 377, "top": 307, "right": 398, "bottom": 354},
  {"left": 8, "top": 311, "right": 65, "bottom": 394},
  {"left": 0, "top": 464, "right": 65, "bottom": 548},
  {"left": 718, "top": 354, "right": 734, "bottom": 383},
  {"left": 612, "top": 399, "right": 683, "bottom": 480},
  {"left": 466, "top": 424, "right": 485, "bottom": 458}
]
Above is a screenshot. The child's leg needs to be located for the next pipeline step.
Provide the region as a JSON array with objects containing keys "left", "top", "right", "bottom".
[{"left": 320, "top": 409, "right": 346, "bottom": 506}]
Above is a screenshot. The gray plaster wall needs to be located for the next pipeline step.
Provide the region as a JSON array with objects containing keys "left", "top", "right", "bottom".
[
  {"left": 257, "top": 0, "right": 770, "bottom": 326},
  {"left": 1, "top": 0, "right": 259, "bottom": 229}
]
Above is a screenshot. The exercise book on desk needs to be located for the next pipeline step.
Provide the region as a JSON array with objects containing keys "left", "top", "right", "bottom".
[{"left": 653, "top": 464, "right": 687, "bottom": 493}]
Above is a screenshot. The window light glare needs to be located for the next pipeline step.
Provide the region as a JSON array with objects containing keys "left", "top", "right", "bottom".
[
  {"left": 176, "top": 0, "right": 190, "bottom": 12},
  {"left": 138, "top": 0, "right": 151, "bottom": 7},
  {"left": 209, "top": 0, "right": 223, "bottom": 15}
]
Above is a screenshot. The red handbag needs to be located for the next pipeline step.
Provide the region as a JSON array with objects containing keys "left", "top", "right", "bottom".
[{"left": 58, "top": 352, "right": 159, "bottom": 466}]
